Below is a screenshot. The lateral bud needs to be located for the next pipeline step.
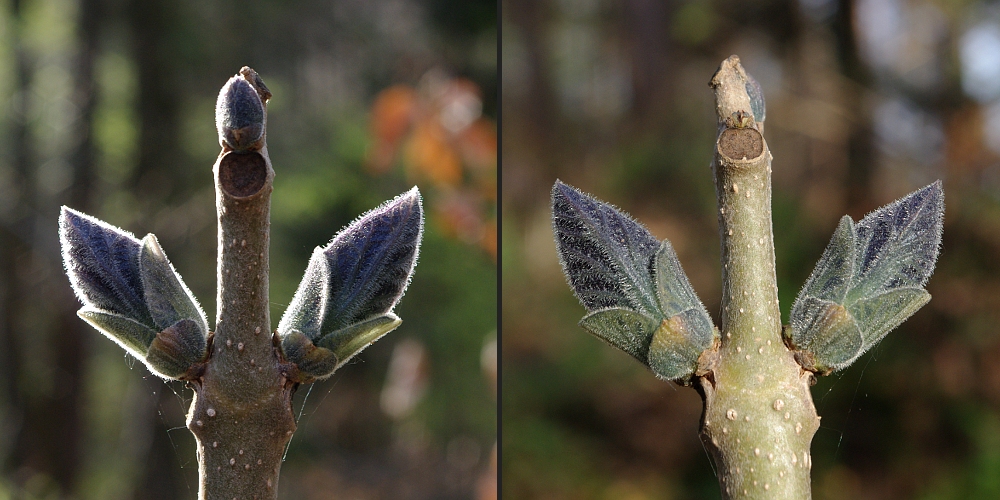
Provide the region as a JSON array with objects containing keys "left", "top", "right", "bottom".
[
  {"left": 279, "top": 330, "right": 338, "bottom": 383},
  {"left": 60, "top": 207, "right": 210, "bottom": 380},
  {"left": 146, "top": 318, "right": 209, "bottom": 379},
  {"left": 276, "top": 188, "right": 423, "bottom": 380}
]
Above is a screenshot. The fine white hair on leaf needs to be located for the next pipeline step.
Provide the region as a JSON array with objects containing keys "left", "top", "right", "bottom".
[
  {"left": 788, "top": 181, "right": 943, "bottom": 373},
  {"left": 60, "top": 206, "right": 209, "bottom": 380},
  {"left": 60, "top": 206, "right": 150, "bottom": 324},
  {"left": 278, "top": 187, "right": 424, "bottom": 379},
  {"left": 551, "top": 181, "right": 718, "bottom": 381},
  {"left": 277, "top": 247, "right": 329, "bottom": 341},
  {"left": 215, "top": 73, "right": 264, "bottom": 151},
  {"left": 140, "top": 234, "right": 210, "bottom": 335},
  {"left": 550, "top": 180, "right": 660, "bottom": 317}
]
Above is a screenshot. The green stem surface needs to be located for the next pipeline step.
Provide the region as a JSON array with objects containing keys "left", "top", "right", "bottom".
[{"left": 699, "top": 56, "right": 820, "bottom": 500}]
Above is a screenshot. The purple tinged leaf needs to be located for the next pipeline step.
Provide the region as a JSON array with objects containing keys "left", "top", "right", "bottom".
[
  {"left": 850, "top": 181, "right": 943, "bottom": 300},
  {"left": 60, "top": 207, "right": 153, "bottom": 326},
  {"left": 552, "top": 182, "right": 717, "bottom": 381},
  {"left": 61, "top": 207, "right": 208, "bottom": 380},
  {"left": 317, "top": 187, "right": 423, "bottom": 333},
  {"left": 551, "top": 181, "right": 660, "bottom": 317},
  {"left": 278, "top": 188, "right": 423, "bottom": 378},
  {"left": 788, "top": 181, "right": 943, "bottom": 373}
]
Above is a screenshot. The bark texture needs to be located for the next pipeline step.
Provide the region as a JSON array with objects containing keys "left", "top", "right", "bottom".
[
  {"left": 699, "top": 56, "right": 821, "bottom": 500},
  {"left": 186, "top": 70, "right": 295, "bottom": 500}
]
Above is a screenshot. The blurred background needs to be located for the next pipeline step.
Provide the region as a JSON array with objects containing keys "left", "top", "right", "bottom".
[
  {"left": 502, "top": 0, "right": 1000, "bottom": 498},
  {"left": 0, "top": 0, "right": 496, "bottom": 499}
]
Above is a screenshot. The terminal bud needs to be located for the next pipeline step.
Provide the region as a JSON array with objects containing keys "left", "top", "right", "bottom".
[{"left": 216, "top": 68, "right": 267, "bottom": 151}]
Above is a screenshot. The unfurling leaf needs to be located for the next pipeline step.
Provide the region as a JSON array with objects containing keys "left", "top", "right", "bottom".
[
  {"left": 787, "top": 181, "right": 943, "bottom": 373},
  {"left": 145, "top": 319, "right": 209, "bottom": 379},
  {"left": 650, "top": 241, "right": 717, "bottom": 379},
  {"left": 552, "top": 181, "right": 717, "bottom": 381},
  {"left": 317, "top": 313, "right": 402, "bottom": 365},
  {"left": 61, "top": 207, "right": 152, "bottom": 325},
  {"left": 60, "top": 207, "right": 208, "bottom": 379},
  {"left": 140, "top": 234, "right": 209, "bottom": 334},
  {"left": 551, "top": 180, "right": 660, "bottom": 316},
  {"left": 579, "top": 308, "right": 659, "bottom": 361},
  {"left": 77, "top": 307, "right": 158, "bottom": 356},
  {"left": 281, "top": 330, "right": 338, "bottom": 379},
  {"left": 649, "top": 308, "right": 716, "bottom": 380},
  {"left": 278, "top": 187, "right": 423, "bottom": 380}
]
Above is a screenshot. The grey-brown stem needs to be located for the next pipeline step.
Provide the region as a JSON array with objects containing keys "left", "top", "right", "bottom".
[
  {"left": 187, "top": 72, "right": 296, "bottom": 500},
  {"left": 699, "top": 56, "right": 820, "bottom": 500}
]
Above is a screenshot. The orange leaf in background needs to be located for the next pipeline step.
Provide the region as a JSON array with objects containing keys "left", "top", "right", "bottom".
[
  {"left": 406, "top": 121, "right": 463, "bottom": 187},
  {"left": 477, "top": 444, "right": 497, "bottom": 500},
  {"left": 458, "top": 118, "right": 497, "bottom": 172},
  {"left": 368, "top": 71, "right": 497, "bottom": 261},
  {"left": 369, "top": 85, "right": 417, "bottom": 173},
  {"left": 435, "top": 191, "right": 484, "bottom": 243},
  {"left": 478, "top": 177, "right": 497, "bottom": 202}
]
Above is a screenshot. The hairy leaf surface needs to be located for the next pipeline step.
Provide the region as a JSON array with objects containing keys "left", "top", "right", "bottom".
[
  {"left": 649, "top": 308, "right": 716, "bottom": 381},
  {"left": 552, "top": 181, "right": 717, "bottom": 381},
  {"left": 551, "top": 180, "right": 660, "bottom": 317},
  {"left": 216, "top": 73, "right": 264, "bottom": 151},
  {"left": 850, "top": 182, "right": 942, "bottom": 300},
  {"left": 278, "top": 188, "right": 423, "bottom": 379},
  {"left": 140, "top": 234, "right": 209, "bottom": 333},
  {"left": 61, "top": 207, "right": 152, "bottom": 325},
  {"left": 277, "top": 250, "right": 327, "bottom": 340},
  {"left": 788, "top": 182, "right": 943, "bottom": 372},
  {"left": 146, "top": 318, "right": 209, "bottom": 378},
  {"left": 317, "top": 313, "right": 402, "bottom": 367},
  {"left": 77, "top": 307, "right": 158, "bottom": 357},
  {"left": 321, "top": 187, "right": 422, "bottom": 331},
  {"left": 650, "top": 241, "right": 717, "bottom": 379},
  {"left": 60, "top": 207, "right": 208, "bottom": 379},
  {"left": 579, "top": 308, "right": 659, "bottom": 362}
]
